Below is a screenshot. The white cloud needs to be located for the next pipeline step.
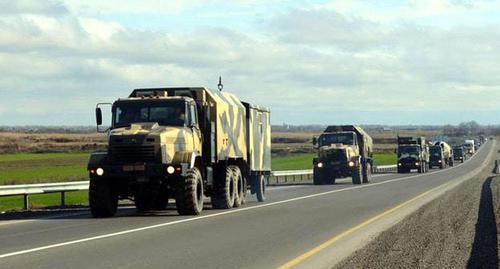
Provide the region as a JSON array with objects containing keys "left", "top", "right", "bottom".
[{"left": 1, "top": 0, "right": 500, "bottom": 125}]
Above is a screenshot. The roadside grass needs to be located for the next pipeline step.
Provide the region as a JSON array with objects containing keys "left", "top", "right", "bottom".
[
  {"left": 0, "top": 153, "right": 90, "bottom": 185},
  {"left": 0, "top": 191, "right": 88, "bottom": 212}
]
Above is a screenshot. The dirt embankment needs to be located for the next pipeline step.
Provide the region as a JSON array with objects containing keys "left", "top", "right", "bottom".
[
  {"left": 335, "top": 159, "right": 499, "bottom": 268},
  {"left": 0, "top": 132, "right": 107, "bottom": 153}
]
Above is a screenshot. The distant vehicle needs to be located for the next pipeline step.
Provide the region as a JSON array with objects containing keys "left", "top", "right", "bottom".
[
  {"left": 87, "top": 86, "right": 271, "bottom": 217},
  {"left": 397, "top": 136, "right": 429, "bottom": 173},
  {"left": 312, "top": 125, "right": 373, "bottom": 185},
  {"left": 464, "top": 140, "right": 475, "bottom": 155},
  {"left": 429, "top": 145, "right": 446, "bottom": 169},
  {"left": 453, "top": 146, "right": 467, "bottom": 163}
]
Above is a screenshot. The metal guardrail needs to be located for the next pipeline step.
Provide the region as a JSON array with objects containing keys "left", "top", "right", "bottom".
[
  {"left": 0, "top": 166, "right": 397, "bottom": 210},
  {"left": 0, "top": 181, "right": 89, "bottom": 210}
]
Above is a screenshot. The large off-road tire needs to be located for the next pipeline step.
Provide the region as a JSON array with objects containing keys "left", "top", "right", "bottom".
[
  {"left": 362, "top": 163, "right": 371, "bottom": 183},
  {"left": 313, "top": 170, "right": 324, "bottom": 185},
  {"left": 352, "top": 165, "right": 362, "bottom": 185},
  {"left": 176, "top": 167, "right": 204, "bottom": 215},
  {"left": 253, "top": 175, "right": 266, "bottom": 202},
  {"left": 449, "top": 158, "right": 454, "bottom": 167},
  {"left": 89, "top": 177, "right": 118, "bottom": 218},
  {"left": 211, "top": 166, "right": 236, "bottom": 209},
  {"left": 397, "top": 166, "right": 403, "bottom": 174},
  {"left": 232, "top": 166, "right": 244, "bottom": 208}
]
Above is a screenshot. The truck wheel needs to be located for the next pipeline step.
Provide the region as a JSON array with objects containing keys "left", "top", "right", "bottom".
[
  {"left": 176, "top": 167, "right": 204, "bottom": 215},
  {"left": 233, "top": 166, "right": 244, "bottom": 208},
  {"left": 352, "top": 165, "right": 362, "bottom": 185},
  {"left": 362, "top": 163, "right": 371, "bottom": 183},
  {"left": 253, "top": 175, "right": 266, "bottom": 202},
  {"left": 211, "top": 166, "right": 236, "bottom": 209},
  {"left": 89, "top": 177, "right": 118, "bottom": 218},
  {"left": 313, "top": 171, "right": 323, "bottom": 185}
]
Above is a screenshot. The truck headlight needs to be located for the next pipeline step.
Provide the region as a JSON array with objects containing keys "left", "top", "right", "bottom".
[
  {"left": 415, "top": 162, "right": 420, "bottom": 166},
  {"left": 398, "top": 163, "right": 402, "bottom": 166},
  {"left": 348, "top": 161, "right": 355, "bottom": 167},
  {"left": 167, "top": 166, "right": 175, "bottom": 174},
  {"left": 96, "top": 168, "right": 104, "bottom": 176},
  {"left": 438, "top": 160, "right": 442, "bottom": 163}
]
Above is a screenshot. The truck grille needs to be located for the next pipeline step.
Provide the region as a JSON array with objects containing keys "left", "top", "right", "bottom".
[
  {"left": 110, "top": 144, "right": 158, "bottom": 163},
  {"left": 326, "top": 150, "right": 345, "bottom": 161}
]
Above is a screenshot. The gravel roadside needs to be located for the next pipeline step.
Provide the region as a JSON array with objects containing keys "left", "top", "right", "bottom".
[{"left": 335, "top": 156, "right": 499, "bottom": 269}]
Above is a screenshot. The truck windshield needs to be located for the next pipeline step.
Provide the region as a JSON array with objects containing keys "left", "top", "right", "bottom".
[
  {"left": 319, "top": 133, "right": 353, "bottom": 146},
  {"left": 398, "top": 146, "right": 419, "bottom": 157},
  {"left": 429, "top": 147, "right": 441, "bottom": 157},
  {"left": 113, "top": 100, "right": 186, "bottom": 128},
  {"left": 454, "top": 148, "right": 463, "bottom": 155}
]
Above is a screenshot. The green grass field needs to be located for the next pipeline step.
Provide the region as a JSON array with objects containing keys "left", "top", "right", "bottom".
[
  {"left": 0, "top": 152, "right": 90, "bottom": 185},
  {"left": 272, "top": 153, "right": 397, "bottom": 171},
  {"left": 0, "top": 152, "right": 397, "bottom": 211}
]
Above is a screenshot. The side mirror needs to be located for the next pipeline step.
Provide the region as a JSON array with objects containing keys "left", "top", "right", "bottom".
[
  {"left": 96, "top": 107, "right": 103, "bottom": 126},
  {"left": 95, "top": 103, "right": 112, "bottom": 133}
]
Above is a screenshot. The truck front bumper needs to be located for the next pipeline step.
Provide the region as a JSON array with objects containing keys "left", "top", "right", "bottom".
[{"left": 89, "top": 163, "right": 185, "bottom": 180}]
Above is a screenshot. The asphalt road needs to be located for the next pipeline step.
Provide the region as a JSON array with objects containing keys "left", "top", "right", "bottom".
[{"left": 0, "top": 140, "right": 494, "bottom": 269}]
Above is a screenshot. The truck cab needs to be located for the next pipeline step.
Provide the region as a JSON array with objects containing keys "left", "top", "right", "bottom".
[
  {"left": 429, "top": 145, "right": 445, "bottom": 169},
  {"left": 397, "top": 136, "right": 429, "bottom": 174},
  {"left": 453, "top": 146, "right": 466, "bottom": 163},
  {"left": 313, "top": 126, "right": 373, "bottom": 185}
]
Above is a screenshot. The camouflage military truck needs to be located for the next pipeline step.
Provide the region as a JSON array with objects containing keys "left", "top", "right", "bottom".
[
  {"left": 87, "top": 87, "right": 271, "bottom": 217},
  {"left": 397, "top": 136, "right": 429, "bottom": 173},
  {"left": 312, "top": 125, "right": 373, "bottom": 185},
  {"left": 433, "top": 141, "right": 454, "bottom": 168}
]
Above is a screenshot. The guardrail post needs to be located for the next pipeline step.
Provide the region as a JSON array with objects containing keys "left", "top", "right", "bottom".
[
  {"left": 23, "top": 194, "right": 29, "bottom": 210},
  {"left": 61, "top": 191, "right": 66, "bottom": 208}
]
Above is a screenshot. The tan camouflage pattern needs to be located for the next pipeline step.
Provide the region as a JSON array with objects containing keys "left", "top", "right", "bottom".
[
  {"left": 247, "top": 105, "right": 271, "bottom": 171},
  {"left": 111, "top": 87, "right": 271, "bottom": 172},
  {"left": 109, "top": 123, "right": 199, "bottom": 164},
  {"left": 436, "top": 141, "right": 452, "bottom": 160}
]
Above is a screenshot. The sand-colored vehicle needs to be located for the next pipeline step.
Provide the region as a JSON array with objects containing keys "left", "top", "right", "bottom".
[
  {"left": 312, "top": 125, "right": 373, "bottom": 185},
  {"left": 88, "top": 86, "right": 271, "bottom": 217}
]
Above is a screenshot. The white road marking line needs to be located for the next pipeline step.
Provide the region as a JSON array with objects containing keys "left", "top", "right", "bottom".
[{"left": 0, "top": 143, "right": 490, "bottom": 259}]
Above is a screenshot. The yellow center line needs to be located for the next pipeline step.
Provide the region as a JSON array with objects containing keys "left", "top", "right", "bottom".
[{"left": 278, "top": 181, "right": 452, "bottom": 269}]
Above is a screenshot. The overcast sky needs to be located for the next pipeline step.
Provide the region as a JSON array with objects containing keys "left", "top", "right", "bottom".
[{"left": 1, "top": 0, "right": 500, "bottom": 126}]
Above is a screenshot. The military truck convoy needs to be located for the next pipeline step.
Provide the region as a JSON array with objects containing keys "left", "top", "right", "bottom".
[
  {"left": 87, "top": 84, "right": 483, "bottom": 217},
  {"left": 88, "top": 86, "right": 271, "bottom": 217},
  {"left": 312, "top": 125, "right": 373, "bottom": 185},
  {"left": 397, "top": 136, "right": 429, "bottom": 173}
]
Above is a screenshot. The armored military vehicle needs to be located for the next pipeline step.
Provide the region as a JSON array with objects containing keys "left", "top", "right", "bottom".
[
  {"left": 397, "top": 136, "right": 429, "bottom": 173},
  {"left": 312, "top": 125, "right": 373, "bottom": 185},
  {"left": 88, "top": 86, "right": 271, "bottom": 217}
]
